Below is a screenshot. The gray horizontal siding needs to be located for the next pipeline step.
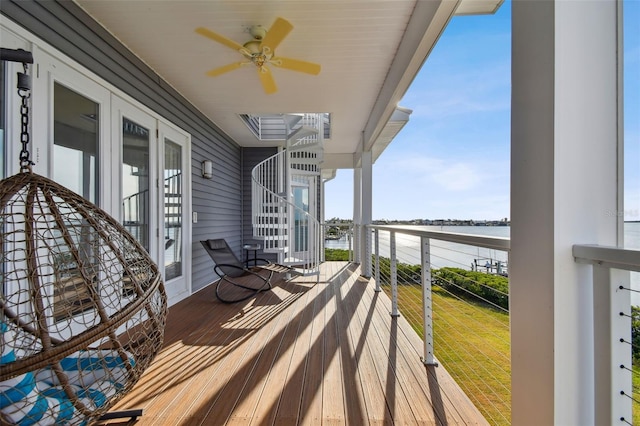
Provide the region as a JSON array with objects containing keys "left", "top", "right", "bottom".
[{"left": 1, "top": 0, "right": 243, "bottom": 293}]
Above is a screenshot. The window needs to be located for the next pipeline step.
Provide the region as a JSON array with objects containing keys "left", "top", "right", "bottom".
[
  {"left": 164, "top": 139, "right": 182, "bottom": 281},
  {"left": 52, "top": 82, "right": 101, "bottom": 321},
  {"left": 53, "top": 82, "right": 99, "bottom": 204},
  {"left": 121, "top": 118, "right": 150, "bottom": 252}
]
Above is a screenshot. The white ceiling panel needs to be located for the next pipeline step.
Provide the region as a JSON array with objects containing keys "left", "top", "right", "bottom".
[{"left": 75, "top": 0, "right": 501, "bottom": 160}]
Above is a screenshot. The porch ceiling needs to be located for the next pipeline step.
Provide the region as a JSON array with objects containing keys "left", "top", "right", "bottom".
[{"left": 74, "top": 0, "right": 501, "bottom": 168}]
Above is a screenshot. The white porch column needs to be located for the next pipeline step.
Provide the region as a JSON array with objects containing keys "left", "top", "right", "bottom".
[
  {"left": 361, "top": 151, "right": 373, "bottom": 277},
  {"left": 511, "top": 1, "right": 623, "bottom": 425},
  {"left": 353, "top": 165, "right": 362, "bottom": 263}
]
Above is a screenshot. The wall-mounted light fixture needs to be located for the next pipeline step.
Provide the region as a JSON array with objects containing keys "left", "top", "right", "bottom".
[{"left": 201, "top": 160, "right": 213, "bottom": 179}]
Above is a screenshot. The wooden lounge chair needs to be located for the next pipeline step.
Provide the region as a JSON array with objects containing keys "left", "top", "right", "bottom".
[{"left": 200, "top": 239, "right": 295, "bottom": 303}]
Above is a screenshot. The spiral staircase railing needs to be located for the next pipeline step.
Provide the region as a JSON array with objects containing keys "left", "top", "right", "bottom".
[{"left": 251, "top": 150, "right": 321, "bottom": 276}]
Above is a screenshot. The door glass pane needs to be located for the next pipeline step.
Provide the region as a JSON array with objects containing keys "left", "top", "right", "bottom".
[
  {"left": 53, "top": 83, "right": 98, "bottom": 203},
  {"left": 164, "top": 139, "right": 182, "bottom": 281},
  {"left": 293, "top": 186, "right": 309, "bottom": 252},
  {"left": 122, "top": 118, "right": 150, "bottom": 252},
  {"left": 53, "top": 83, "right": 100, "bottom": 320},
  {"left": 1, "top": 61, "right": 5, "bottom": 179}
]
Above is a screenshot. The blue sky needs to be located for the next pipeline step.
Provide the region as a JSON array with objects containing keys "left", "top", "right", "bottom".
[{"left": 325, "top": 0, "right": 640, "bottom": 222}]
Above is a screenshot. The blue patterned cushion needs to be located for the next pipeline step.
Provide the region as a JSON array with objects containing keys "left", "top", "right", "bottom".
[{"left": 1, "top": 322, "right": 135, "bottom": 425}]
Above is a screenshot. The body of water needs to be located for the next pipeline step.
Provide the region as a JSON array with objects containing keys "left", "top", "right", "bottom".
[{"left": 326, "top": 223, "right": 640, "bottom": 296}]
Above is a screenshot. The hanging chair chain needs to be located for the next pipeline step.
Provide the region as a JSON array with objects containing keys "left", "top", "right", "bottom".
[{"left": 17, "top": 62, "right": 33, "bottom": 173}]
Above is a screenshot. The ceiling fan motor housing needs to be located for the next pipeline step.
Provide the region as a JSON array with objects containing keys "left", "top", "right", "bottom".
[{"left": 249, "top": 25, "right": 266, "bottom": 40}]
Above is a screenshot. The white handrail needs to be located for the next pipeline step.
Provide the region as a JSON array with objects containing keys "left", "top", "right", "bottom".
[
  {"left": 369, "top": 224, "right": 510, "bottom": 251},
  {"left": 573, "top": 244, "right": 640, "bottom": 272}
]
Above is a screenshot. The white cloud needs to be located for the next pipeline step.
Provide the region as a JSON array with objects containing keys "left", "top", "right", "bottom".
[
  {"left": 404, "top": 62, "right": 511, "bottom": 121},
  {"left": 379, "top": 155, "right": 494, "bottom": 193},
  {"left": 431, "top": 162, "right": 481, "bottom": 191},
  {"left": 369, "top": 153, "right": 509, "bottom": 220}
]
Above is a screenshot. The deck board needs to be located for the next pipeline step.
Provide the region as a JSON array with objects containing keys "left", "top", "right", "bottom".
[
  {"left": 249, "top": 284, "right": 314, "bottom": 426},
  {"left": 99, "top": 262, "right": 488, "bottom": 426},
  {"left": 337, "top": 270, "right": 394, "bottom": 425},
  {"left": 298, "top": 281, "right": 325, "bottom": 425},
  {"left": 321, "top": 275, "right": 346, "bottom": 425},
  {"left": 348, "top": 276, "right": 428, "bottom": 424},
  {"left": 358, "top": 277, "right": 457, "bottom": 424},
  {"left": 271, "top": 283, "right": 319, "bottom": 424}
]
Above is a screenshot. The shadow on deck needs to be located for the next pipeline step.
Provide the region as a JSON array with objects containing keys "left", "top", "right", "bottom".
[{"left": 100, "top": 262, "right": 488, "bottom": 425}]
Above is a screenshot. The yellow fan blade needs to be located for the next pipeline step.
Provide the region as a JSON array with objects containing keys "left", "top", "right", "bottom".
[
  {"left": 271, "top": 57, "right": 321, "bottom": 75},
  {"left": 258, "top": 66, "right": 278, "bottom": 94},
  {"left": 206, "top": 62, "right": 247, "bottom": 77},
  {"left": 196, "top": 27, "right": 245, "bottom": 52},
  {"left": 261, "top": 17, "right": 293, "bottom": 53}
]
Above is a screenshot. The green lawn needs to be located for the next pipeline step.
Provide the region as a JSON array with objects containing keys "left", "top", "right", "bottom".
[
  {"left": 381, "top": 283, "right": 511, "bottom": 425},
  {"left": 634, "top": 366, "right": 640, "bottom": 424}
]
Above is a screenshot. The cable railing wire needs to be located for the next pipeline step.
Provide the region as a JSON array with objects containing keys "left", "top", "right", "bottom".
[
  {"left": 432, "top": 270, "right": 509, "bottom": 314},
  {"left": 621, "top": 390, "right": 640, "bottom": 406},
  {"left": 428, "top": 278, "right": 510, "bottom": 362},
  {"left": 380, "top": 232, "right": 508, "bottom": 269},
  {"left": 436, "top": 308, "right": 511, "bottom": 388},
  {"left": 372, "top": 229, "right": 512, "bottom": 425},
  {"left": 430, "top": 262, "right": 509, "bottom": 300},
  {"left": 434, "top": 261, "right": 509, "bottom": 299},
  {"left": 620, "top": 364, "right": 637, "bottom": 375},
  {"left": 374, "top": 237, "right": 511, "bottom": 334},
  {"left": 432, "top": 325, "right": 511, "bottom": 425},
  {"left": 423, "top": 282, "right": 511, "bottom": 424},
  {"left": 433, "top": 324, "right": 511, "bottom": 414},
  {"left": 619, "top": 285, "right": 640, "bottom": 293},
  {"left": 428, "top": 282, "right": 511, "bottom": 367},
  {"left": 623, "top": 340, "right": 640, "bottom": 360},
  {"left": 379, "top": 233, "right": 508, "bottom": 277},
  {"left": 430, "top": 251, "right": 481, "bottom": 270},
  {"left": 430, "top": 241, "right": 506, "bottom": 265},
  {"left": 373, "top": 244, "right": 510, "bottom": 334}
]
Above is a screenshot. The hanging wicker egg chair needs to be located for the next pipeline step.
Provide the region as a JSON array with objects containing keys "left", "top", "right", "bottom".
[{"left": 0, "top": 172, "right": 168, "bottom": 425}]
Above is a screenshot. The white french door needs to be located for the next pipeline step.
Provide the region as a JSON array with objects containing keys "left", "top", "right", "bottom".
[
  {"left": 30, "top": 49, "right": 192, "bottom": 306},
  {"left": 2, "top": 20, "right": 193, "bottom": 320},
  {"left": 158, "top": 122, "right": 190, "bottom": 302},
  {"left": 112, "top": 97, "right": 191, "bottom": 303}
]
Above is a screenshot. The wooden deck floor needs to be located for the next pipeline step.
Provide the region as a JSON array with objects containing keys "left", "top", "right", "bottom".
[{"left": 100, "top": 262, "right": 488, "bottom": 425}]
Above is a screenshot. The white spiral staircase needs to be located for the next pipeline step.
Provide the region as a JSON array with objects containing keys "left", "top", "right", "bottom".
[{"left": 251, "top": 114, "right": 324, "bottom": 276}]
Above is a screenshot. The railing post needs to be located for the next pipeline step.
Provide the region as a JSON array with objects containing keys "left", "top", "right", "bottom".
[
  {"left": 374, "top": 229, "right": 381, "bottom": 292},
  {"left": 320, "top": 223, "right": 325, "bottom": 263},
  {"left": 390, "top": 231, "right": 399, "bottom": 317},
  {"left": 421, "top": 236, "right": 437, "bottom": 366},
  {"left": 363, "top": 225, "right": 372, "bottom": 277},
  {"left": 348, "top": 226, "right": 353, "bottom": 262},
  {"left": 593, "top": 265, "right": 631, "bottom": 425},
  {"left": 354, "top": 224, "right": 361, "bottom": 264}
]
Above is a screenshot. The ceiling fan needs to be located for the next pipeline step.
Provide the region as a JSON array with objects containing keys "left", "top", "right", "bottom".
[{"left": 196, "top": 17, "right": 321, "bottom": 94}]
